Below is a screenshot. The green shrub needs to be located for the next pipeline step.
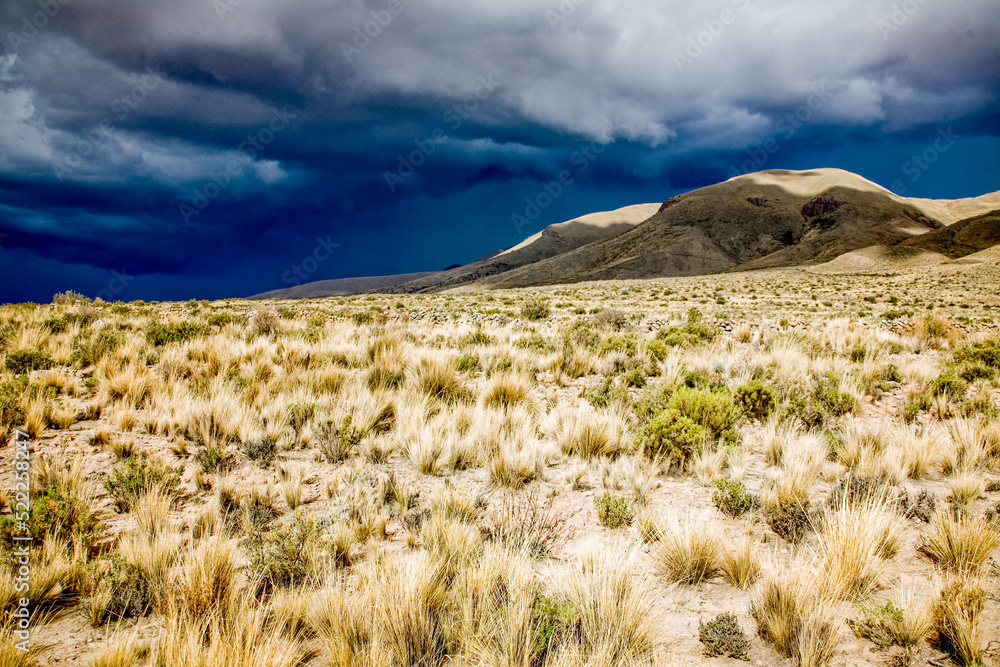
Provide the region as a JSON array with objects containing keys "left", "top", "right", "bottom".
[
  {"left": 641, "top": 412, "right": 708, "bottom": 470},
  {"left": 4, "top": 348, "right": 53, "bottom": 375},
  {"left": 848, "top": 601, "right": 905, "bottom": 651},
  {"left": 352, "top": 310, "right": 374, "bottom": 325},
  {"left": 458, "top": 330, "right": 494, "bottom": 347},
  {"left": 712, "top": 479, "right": 761, "bottom": 518},
  {"left": 564, "top": 320, "right": 599, "bottom": 348},
  {"left": 766, "top": 501, "right": 811, "bottom": 543},
  {"left": 43, "top": 312, "right": 93, "bottom": 333},
  {"left": 598, "top": 335, "right": 638, "bottom": 357},
  {"left": 931, "top": 370, "right": 968, "bottom": 398},
  {"left": 621, "top": 367, "right": 646, "bottom": 388},
  {"left": 243, "top": 435, "right": 277, "bottom": 468},
  {"left": 531, "top": 593, "right": 581, "bottom": 661},
  {"left": 585, "top": 376, "right": 632, "bottom": 410},
  {"left": 953, "top": 336, "right": 1000, "bottom": 369},
  {"left": 455, "top": 355, "right": 480, "bottom": 373},
  {"left": 667, "top": 386, "right": 738, "bottom": 440},
  {"left": 205, "top": 312, "right": 249, "bottom": 328},
  {"left": 735, "top": 382, "right": 777, "bottom": 422},
  {"left": 196, "top": 444, "right": 231, "bottom": 474},
  {"left": 144, "top": 321, "right": 210, "bottom": 346},
  {"left": 70, "top": 329, "right": 123, "bottom": 368},
  {"left": 90, "top": 553, "right": 156, "bottom": 623},
  {"left": 249, "top": 511, "right": 324, "bottom": 594},
  {"left": 594, "top": 492, "right": 633, "bottom": 528},
  {"left": 514, "top": 333, "right": 555, "bottom": 353},
  {"left": 316, "top": 415, "right": 367, "bottom": 464},
  {"left": 367, "top": 366, "right": 406, "bottom": 391},
  {"left": 901, "top": 394, "right": 931, "bottom": 423},
  {"left": 592, "top": 308, "right": 630, "bottom": 331},
  {"left": 645, "top": 340, "right": 669, "bottom": 362},
  {"left": 520, "top": 298, "right": 551, "bottom": 321},
  {"left": 286, "top": 401, "right": 317, "bottom": 436},
  {"left": 0, "top": 480, "right": 100, "bottom": 555},
  {"left": 0, "top": 377, "right": 26, "bottom": 442},
  {"left": 699, "top": 612, "right": 751, "bottom": 660},
  {"left": 104, "top": 453, "right": 180, "bottom": 512}
]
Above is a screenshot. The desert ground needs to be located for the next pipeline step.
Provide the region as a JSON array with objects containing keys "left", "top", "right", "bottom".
[{"left": 1, "top": 260, "right": 999, "bottom": 667}]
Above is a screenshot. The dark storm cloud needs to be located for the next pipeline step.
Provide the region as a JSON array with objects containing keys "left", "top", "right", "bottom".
[{"left": 1, "top": 0, "right": 998, "bottom": 301}]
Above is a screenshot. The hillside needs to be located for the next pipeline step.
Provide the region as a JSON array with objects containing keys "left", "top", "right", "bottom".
[
  {"left": 901, "top": 210, "right": 1000, "bottom": 258},
  {"left": 378, "top": 203, "right": 659, "bottom": 293},
  {"left": 478, "top": 169, "right": 951, "bottom": 288},
  {"left": 250, "top": 271, "right": 437, "bottom": 300},
  {"left": 253, "top": 169, "right": 999, "bottom": 298}
]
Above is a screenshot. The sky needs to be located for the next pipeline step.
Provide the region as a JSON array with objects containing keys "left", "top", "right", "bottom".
[{"left": 0, "top": 0, "right": 998, "bottom": 303}]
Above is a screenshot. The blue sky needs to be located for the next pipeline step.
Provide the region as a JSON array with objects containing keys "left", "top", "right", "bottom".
[{"left": 0, "top": 0, "right": 998, "bottom": 302}]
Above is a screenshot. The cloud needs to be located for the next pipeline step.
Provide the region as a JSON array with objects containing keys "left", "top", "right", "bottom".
[{"left": 0, "top": 0, "right": 997, "bottom": 300}]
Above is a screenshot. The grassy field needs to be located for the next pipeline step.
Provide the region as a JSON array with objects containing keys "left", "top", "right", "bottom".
[{"left": 0, "top": 265, "right": 998, "bottom": 667}]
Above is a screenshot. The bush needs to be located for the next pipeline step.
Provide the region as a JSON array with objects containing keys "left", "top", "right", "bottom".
[
  {"left": 952, "top": 337, "right": 1000, "bottom": 381},
  {"left": 43, "top": 312, "right": 93, "bottom": 333},
  {"left": 104, "top": 453, "right": 180, "bottom": 512},
  {"left": 735, "top": 382, "right": 777, "bottom": 422},
  {"left": 455, "top": 355, "right": 480, "bottom": 373},
  {"left": 4, "top": 348, "right": 53, "bottom": 375},
  {"left": 667, "top": 386, "right": 738, "bottom": 440},
  {"left": 766, "top": 501, "right": 812, "bottom": 543},
  {"left": 514, "top": 333, "right": 554, "bottom": 353},
  {"left": 367, "top": 366, "right": 406, "bottom": 391},
  {"left": 0, "top": 377, "right": 26, "bottom": 442},
  {"left": 931, "top": 370, "right": 968, "bottom": 398},
  {"left": 585, "top": 376, "right": 632, "bottom": 410},
  {"left": 458, "top": 330, "right": 493, "bottom": 347},
  {"left": 70, "top": 329, "right": 123, "bottom": 368},
  {"left": 0, "top": 480, "right": 100, "bottom": 555},
  {"left": 700, "top": 612, "right": 751, "bottom": 660},
  {"left": 249, "top": 511, "right": 323, "bottom": 594},
  {"left": 205, "top": 312, "right": 249, "bottom": 328},
  {"left": 145, "top": 321, "right": 210, "bottom": 346},
  {"left": 712, "top": 479, "right": 761, "bottom": 518},
  {"left": 592, "top": 308, "right": 630, "bottom": 331},
  {"left": 90, "top": 553, "right": 156, "bottom": 623},
  {"left": 520, "top": 298, "right": 550, "bottom": 321},
  {"left": 641, "top": 412, "right": 708, "bottom": 470},
  {"left": 598, "top": 335, "right": 639, "bottom": 357},
  {"left": 316, "top": 416, "right": 366, "bottom": 464},
  {"left": 196, "top": 444, "right": 232, "bottom": 474},
  {"left": 531, "top": 593, "right": 581, "bottom": 661},
  {"left": 243, "top": 435, "right": 277, "bottom": 468},
  {"left": 594, "top": 492, "right": 633, "bottom": 528}
]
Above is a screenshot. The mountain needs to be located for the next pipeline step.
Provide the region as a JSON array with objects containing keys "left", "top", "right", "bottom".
[
  {"left": 901, "top": 210, "right": 1000, "bottom": 258},
  {"left": 377, "top": 203, "right": 660, "bottom": 293},
  {"left": 249, "top": 271, "right": 437, "bottom": 300},
  {"left": 251, "top": 168, "right": 999, "bottom": 299},
  {"left": 476, "top": 168, "right": 964, "bottom": 288}
]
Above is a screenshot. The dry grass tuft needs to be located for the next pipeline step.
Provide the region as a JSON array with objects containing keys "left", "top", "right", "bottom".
[
  {"left": 918, "top": 510, "right": 999, "bottom": 573},
  {"left": 651, "top": 512, "right": 725, "bottom": 585}
]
